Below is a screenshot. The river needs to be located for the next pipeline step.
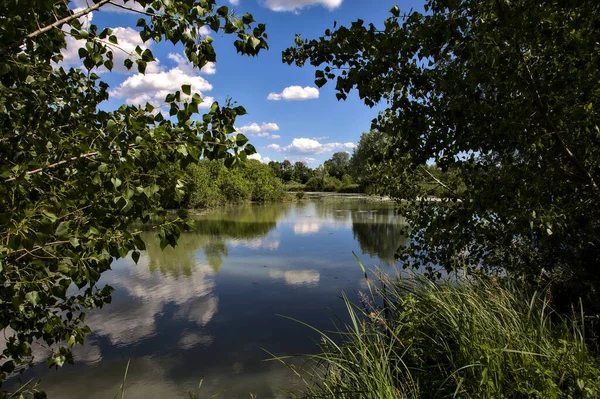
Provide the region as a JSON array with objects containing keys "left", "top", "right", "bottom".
[{"left": 9, "top": 198, "right": 407, "bottom": 398}]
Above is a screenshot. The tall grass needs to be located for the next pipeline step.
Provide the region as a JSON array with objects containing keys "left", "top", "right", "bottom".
[{"left": 284, "top": 273, "right": 600, "bottom": 399}]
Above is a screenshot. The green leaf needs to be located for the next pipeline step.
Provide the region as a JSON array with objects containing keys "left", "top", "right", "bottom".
[
  {"left": 248, "top": 36, "right": 261, "bottom": 50},
  {"left": 55, "top": 222, "right": 69, "bottom": 239},
  {"left": 132, "top": 250, "right": 140, "bottom": 264},
  {"left": 25, "top": 291, "right": 40, "bottom": 306},
  {"left": 236, "top": 134, "right": 249, "bottom": 146},
  {"left": 181, "top": 84, "right": 191, "bottom": 96}
]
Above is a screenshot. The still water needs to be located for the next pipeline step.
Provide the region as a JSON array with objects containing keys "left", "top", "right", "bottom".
[{"left": 11, "top": 199, "right": 407, "bottom": 398}]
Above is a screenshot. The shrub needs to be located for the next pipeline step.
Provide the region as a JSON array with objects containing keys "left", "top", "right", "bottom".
[
  {"left": 288, "top": 273, "right": 600, "bottom": 399},
  {"left": 305, "top": 176, "right": 324, "bottom": 191},
  {"left": 185, "top": 161, "right": 224, "bottom": 208},
  {"left": 240, "top": 160, "right": 285, "bottom": 202},
  {"left": 218, "top": 169, "right": 251, "bottom": 204},
  {"left": 322, "top": 176, "right": 342, "bottom": 192}
]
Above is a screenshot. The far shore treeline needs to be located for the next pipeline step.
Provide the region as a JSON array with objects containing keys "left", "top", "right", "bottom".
[{"left": 176, "top": 138, "right": 461, "bottom": 210}]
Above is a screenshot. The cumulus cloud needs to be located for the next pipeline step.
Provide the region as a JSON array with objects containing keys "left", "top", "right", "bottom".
[
  {"left": 261, "top": 122, "right": 280, "bottom": 131},
  {"left": 261, "top": 0, "right": 342, "bottom": 12},
  {"left": 237, "top": 122, "right": 280, "bottom": 134},
  {"left": 293, "top": 222, "right": 321, "bottom": 235},
  {"left": 85, "top": 254, "right": 218, "bottom": 345},
  {"left": 179, "top": 331, "right": 213, "bottom": 350},
  {"left": 237, "top": 123, "right": 262, "bottom": 134},
  {"left": 168, "top": 52, "right": 215, "bottom": 75},
  {"left": 109, "top": 57, "right": 215, "bottom": 107},
  {"left": 267, "top": 86, "right": 319, "bottom": 101},
  {"left": 257, "top": 132, "right": 281, "bottom": 139},
  {"left": 269, "top": 269, "right": 320, "bottom": 286},
  {"left": 293, "top": 157, "right": 318, "bottom": 164},
  {"left": 268, "top": 138, "right": 355, "bottom": 155},
  {"left": 228, "top": 237, "right": 280, "bottom": 250},
  {"left": 247, "top": 153, "right": 271, "bottom": 164}
]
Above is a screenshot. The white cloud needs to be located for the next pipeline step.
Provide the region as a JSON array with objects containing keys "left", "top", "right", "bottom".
[
  {"left": 198, "top": 25, "right": 211, "bottom": 36},
  {"left": 248, "top": 153, "right": 263, "bottom": 161},
  {"left": 85, "top": 253, "right": 218, "bottom": 345},
  {"left": 109, "top": 59, "right": 214, "bottom": 107},
  {"left": 247, "top": 153, "right": 272, "bottom": 164},
  {"left": 257, "top": 132, "right": 280, "bottom": 139},
  {"left": 228, "top": 237, "right": 280, "bottom": 250},
  {"left": 293, "top": 222, "right": 321, "bottom": 235},
  {"left": 179, "top": 331, "right": 213, "bottom": 349},
  {"left": 168, "top": 52, "right": 216, "bottom": 75},
  {"left": 267, "top": 86, "right": 319, "bottom": 101},
  {"left": 238, "top": 123, "right": 262, "bottom": 134},
  {"left": 261, "top": 0, "right": 342, "bottom": 12},
  {"left": 237, "top": 122, "right": 280, "bottom": 134},
  {"left": 268, "top": 138, "right": 355, "bottom": 155},
  {"left": 293, "top": 157, "right": 318, "bottom": 164},
  {"left": 261, "top": 122, "right": 280, "bottom": 131},
  {"left": 228, "top": 0, "right": 240, "bottom": 4},
  {"left": 269, "top": 269, "right": 320, "bottom": 286}
]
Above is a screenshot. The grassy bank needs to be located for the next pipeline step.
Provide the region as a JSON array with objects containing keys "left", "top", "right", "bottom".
[{"left": 285, "top": 272, "right": 600, "bottom": 398}]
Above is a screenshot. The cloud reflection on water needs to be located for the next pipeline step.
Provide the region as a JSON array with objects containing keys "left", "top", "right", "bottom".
[{"left": 268, "top": 269, "right": 320, "bottom": 287}]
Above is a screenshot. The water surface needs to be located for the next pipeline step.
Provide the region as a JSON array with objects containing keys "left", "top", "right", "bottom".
[{"left": 11, "top": 199, "right": 407, "bottom": 398}]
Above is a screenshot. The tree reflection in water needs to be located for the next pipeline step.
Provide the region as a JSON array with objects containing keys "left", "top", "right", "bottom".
[{"left": 144, "top": 204, "right": 287, "bottom": 275}]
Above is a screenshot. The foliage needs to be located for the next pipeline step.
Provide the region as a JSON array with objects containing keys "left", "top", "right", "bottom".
[
  {"left": 283, "top": 0, "right": 600, "bottom": 299},
  {"left": 288, "top": 273, "right": 600, "bottom": 398},
  {"left": 305, "top": 176, "right": 342, "bottom": 192},
  {"left": 293, "top": 161, "right": 313, "bottom": 184},
  {"left": 0, "top": 0, "right": 267, "bottom": 384},
  {"left": 283, "top": 181, "right": 306, "bottom": 192},
  {"left": 184, "top": 159, "right": 284, "bottom": 208},
  {"left": 323, "top": 152, "right": 350, "bottom": 180},
  {"left": 240, "top": 160, "right": 286, "bottom": 202}
]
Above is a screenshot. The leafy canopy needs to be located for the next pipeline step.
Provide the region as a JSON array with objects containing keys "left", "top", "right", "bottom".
[
  {"left": 0, "top": 0, "right": 267, "bottom": 383},
  {"left": 284, "top": 0, "right": 600, "bottom": 290}
]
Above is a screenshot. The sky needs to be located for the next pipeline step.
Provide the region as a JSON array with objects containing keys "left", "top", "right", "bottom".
[{"left": 66, "top": 0, "right": 424, "bottom": 166}]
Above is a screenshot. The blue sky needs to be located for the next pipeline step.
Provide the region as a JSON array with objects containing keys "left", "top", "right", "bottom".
[{"left": 68, "top": 0, "right": 424, "bottom": 165}]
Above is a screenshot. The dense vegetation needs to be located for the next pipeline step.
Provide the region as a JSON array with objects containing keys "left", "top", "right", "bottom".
[
  {"left": 281, "top": 0, "right": 600, "bottom": 397},
  {"left": 289, "top": 273, "right": 600, "bottom": 398},
  {"left": 2, "top": 0, "right": 600, "bottom": 397},
  {"left": 286, "top": 0, "right": 600, "bottom": 305},
  {"left": 269, "top": 153, "right": 361, "bottom": 193},
  {"left": 182, "top": 159, "right": 285, "bottom": 209},
  {"left": 0, "top": 0, "right": 267, "bottom": 389}
]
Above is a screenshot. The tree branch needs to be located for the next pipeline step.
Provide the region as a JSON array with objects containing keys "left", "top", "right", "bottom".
[
  {"left": 419, "top": 165, "right": 461, "bottom": 199},
  {"left": 1, "top": 0, "right": 112, "bottom": 56}
]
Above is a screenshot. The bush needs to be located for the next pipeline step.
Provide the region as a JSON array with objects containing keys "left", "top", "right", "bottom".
[
  {"left": 185, "top": 161, "right": 223, "bottom": 208},
  {"left": 218, "top": 169, "right": 251, "bottom": 204},
  {"left": 341, "top": 174, "right": 353, "bottom": 186},
  {"left": 322, "top": 176, "right": 342, "bottom": 192},
  {"left": 183, "top": 159, "right": 284, "bottom": 208},
  {"left": 338, "top": 184, "right": 361, "bottom": 193},
  {"left": 305, "top": 176, "right": 324, "bottom": 191},
  {"left": 283, "top": 181, "right": 306, "bottom": 192},
  {"left": 240, "top": 160, "right": 285, "bottom": 202},
  {"left": 289, "top": 273, "right": 600, "bottom": 399}
]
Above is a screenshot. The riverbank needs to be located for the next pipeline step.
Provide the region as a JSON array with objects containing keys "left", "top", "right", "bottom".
[{"left": 286, "top": 272, "right": 600, "bottom": 398}]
